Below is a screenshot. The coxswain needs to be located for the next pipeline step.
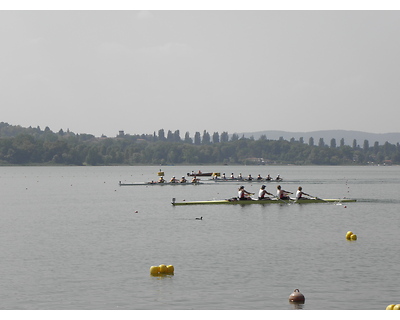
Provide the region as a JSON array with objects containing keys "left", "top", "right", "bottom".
[
  {"left": 258, "top": 185, "right": 273, "bottom": 200},
  {"left": 180, "top": 176, "right": 187, "bottom": 183},
  {"left": 296, "top": 186, "right": 311, "bottom": 200},
  {"left": 276, "top": 185, "right": 291, "bottom": 200},
  {"left": 257, "top": 174, "right": 263, "bottom": 180},
  {"left": 238, "top": 186, "right": 253, "bottom": 200},
  {"left": 158, "top": 176, "right": 165, "bottom": 183}
]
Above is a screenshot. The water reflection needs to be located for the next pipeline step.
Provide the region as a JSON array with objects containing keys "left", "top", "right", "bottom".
[{"left": 289, "top": 301, "right": 304, "bottom": 309}]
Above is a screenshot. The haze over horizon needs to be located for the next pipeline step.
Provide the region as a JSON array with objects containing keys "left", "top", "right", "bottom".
[{"left": 2, "top": 9, "right": 399, "bottom": 137}]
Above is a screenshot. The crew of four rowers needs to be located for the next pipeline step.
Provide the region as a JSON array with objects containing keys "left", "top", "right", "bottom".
[{"left": 238, "top": 185, "right": 310, "bottom": 201}]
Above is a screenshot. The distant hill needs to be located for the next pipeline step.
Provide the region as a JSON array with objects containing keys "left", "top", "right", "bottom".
[{"left": 235, "top": 130, "right": 400, "bottom": 146}]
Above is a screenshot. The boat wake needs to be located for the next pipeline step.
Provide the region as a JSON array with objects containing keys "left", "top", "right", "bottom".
[{"left": 355, "top": 198, "right": 400, "bottom": 204}]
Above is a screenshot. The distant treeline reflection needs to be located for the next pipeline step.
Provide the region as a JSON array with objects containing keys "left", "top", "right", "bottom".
[{"left": 0, "top": 123, "right": 399, "bottom": 166}]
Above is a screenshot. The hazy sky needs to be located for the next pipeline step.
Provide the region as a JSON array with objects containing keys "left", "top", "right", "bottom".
[{"left": 1, "top": 9, "right": 400, "bottom": 137}]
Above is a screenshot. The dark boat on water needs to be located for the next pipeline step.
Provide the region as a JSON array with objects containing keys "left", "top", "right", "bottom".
[{"left": 187, "top": 171, "right": 214, "bottom": 177}]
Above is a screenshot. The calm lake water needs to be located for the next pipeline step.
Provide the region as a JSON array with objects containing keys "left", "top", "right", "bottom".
[{"left": 0, "top": 165, "right": 399, "bottom": 310}]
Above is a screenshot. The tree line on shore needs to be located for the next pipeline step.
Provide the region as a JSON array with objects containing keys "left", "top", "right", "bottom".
[{"left": 0, "top": 122, "right": 399, "bottom": 166}]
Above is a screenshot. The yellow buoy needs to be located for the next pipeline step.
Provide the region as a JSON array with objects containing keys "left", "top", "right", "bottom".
[
  {"left": 386, "top": 304, "right": 395, "bottom": 310},
  {"left": 166, "top": 265, "right": 174, "bottom": 274},
  {"left": 150, "top": 266, "right": 160, "bottom": 275},
  {"left": 159, "top": 264, "right": 168, "bottom": 274},
  {"left": 346, "top": 231, "right": 353, "bottom": 240},
  {"left": 393, "top": 304, "right": 400, "bottom": 310},
  {"left": 350, "top": 234, "right": 357, "bottom": 240}
]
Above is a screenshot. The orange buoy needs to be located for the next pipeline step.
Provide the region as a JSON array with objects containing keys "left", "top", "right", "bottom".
[{"left": 289, "top": 289, "right": 305, "bottom": 304}]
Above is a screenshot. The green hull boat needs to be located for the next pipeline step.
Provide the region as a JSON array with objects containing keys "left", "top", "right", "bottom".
[{"left": 171, "top": 197, "right": 356, "bottom": 206}]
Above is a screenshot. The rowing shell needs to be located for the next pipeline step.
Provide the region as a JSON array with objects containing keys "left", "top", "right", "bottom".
[
  {"left": 119, "top": 181, "right": 203, "bottom": 186},
  {"left": 171, "top": 197, "right": 356, "bottom": 205}
]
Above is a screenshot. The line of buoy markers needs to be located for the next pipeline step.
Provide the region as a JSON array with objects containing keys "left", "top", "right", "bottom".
[
  {"left": 150, "top": 264, "right": 174, "bottom": 276},
  {"left": 149, "top": 232, "right": 400, "bottom": 309}
]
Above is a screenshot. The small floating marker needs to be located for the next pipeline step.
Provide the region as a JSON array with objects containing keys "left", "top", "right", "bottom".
[
  {"left": 166, "top": 265, "right": 174, "bottom": 274},
  {"left": 150, "top": 264, "right": 174, "bottom": 276},
  {"left": 289, "top": 289, "right": 305, "bottom": 304},
  {"left": 150, "top": 266, "right": 160, "bottom": 275},
  {"left": 346, "top": 231, "right": 353, "bottom": 240},
  {"left": 196, "top": 217, "right": 203, "bottom": 220},
  {"left": 346, "top": 231, "right": 357, "bottom": 241},
  {"left": 393, "top": 304, "right": 400, "bottom": 310},
  {"left": 134, "top": 210, "right": 138, "bottom": 213},
  {"left": 159, "top": 264, "right": 168, "bottom": 274}
]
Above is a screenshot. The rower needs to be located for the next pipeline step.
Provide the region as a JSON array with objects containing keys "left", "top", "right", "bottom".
[
  {"left": 222, "top": 173, "right": 227, "bottom": 180},
  {"left": 257, "top": 174, "right": 263, "bottom": 180},
  {"left": 230, "top": 173, "right": 235, "bottom": 179},
  {"left": 276, "top": 185, "right": 291, "bottom": 200},
  {"left": 158, "top": 176, "right": 165, "bottom": 183},
  {"left": 266, "top": 174, "right": 272, "bottom": 181},
  {"left": 170, "top": 176, "right": 177, "bottom": 183},
  {"left": 191, "top": 176, "right": 199, "bottom": 183},
  {"left": 238, "top": 186, "right": 252, "bottom": 200},
  {"left": 180, "top": 176, "right": 187, "bottom": 183},
  {"left": 238, "top": 173, "right": 243, "bottom": 180},
  {"left": 247, "top": 174, "right": 253, "bottom": 181},
  {"left": 258, "top": 185, "right": 273, "bottom": 200},
  {"left": 276, "top": 174, "right": 282, "bottom": 181},
  {"left": 296, "top": 186, "right": 311, "bottom": 200}
]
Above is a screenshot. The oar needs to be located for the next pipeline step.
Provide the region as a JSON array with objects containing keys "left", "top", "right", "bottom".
[
  {"left": 306, "top": 194, "right": 328, "bottom": 202},
  {"left": 273, "top": 195, "right": 290, "bottom": 205},
  {"left": 247, "top": 193, "right": 256, "bottom": 200}
]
